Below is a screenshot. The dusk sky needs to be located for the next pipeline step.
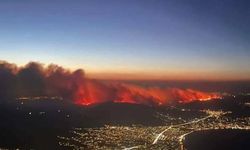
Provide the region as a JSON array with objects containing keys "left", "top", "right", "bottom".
[{"left": 0, "top": 0, "right": 249, "bottom": 80}]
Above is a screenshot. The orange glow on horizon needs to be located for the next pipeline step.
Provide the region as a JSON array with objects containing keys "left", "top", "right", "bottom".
[
  {"left": 73, "top": 82, "right": 222, "bottom": 106},
  {"left": 0, "top": 60, "right": 223, "bottom": 106},
  {"left": 86, "top": 71, "right": 250, "bottom": 81},
  {"left": 7, "top": 60, "right": 250, "bottom": 81}
]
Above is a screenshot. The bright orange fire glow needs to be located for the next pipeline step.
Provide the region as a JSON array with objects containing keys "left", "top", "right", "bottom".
[
  {"left": 73, "top": 82, "right": 221, "bottom": 106},
  {"left": 0, "top": 61, "right": 221, "bottom": 106}
]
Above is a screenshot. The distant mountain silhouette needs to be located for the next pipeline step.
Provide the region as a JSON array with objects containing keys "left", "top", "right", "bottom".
[{"left": 85, "top": 102, "right": 164, "bottom": 126}]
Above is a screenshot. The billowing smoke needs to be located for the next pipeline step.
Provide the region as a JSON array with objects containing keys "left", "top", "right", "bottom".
[
  {"left": 74, "top": 82, "right": 220, "bottom": 106},
  {"left": 0, "top": 61, "right": 86, "bottom": 102},
  {"left": 0, "top": 60, "right": 221, "bottom": 106},
  {"left": 0, "top": 61, "right": 18, "bottom": 100}
]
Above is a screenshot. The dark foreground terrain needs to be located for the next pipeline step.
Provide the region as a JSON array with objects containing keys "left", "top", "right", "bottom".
[{"left": 0, "top": 94, "right": 249, "bottom": 149}]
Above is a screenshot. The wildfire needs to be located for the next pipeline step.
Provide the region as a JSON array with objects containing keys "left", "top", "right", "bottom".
[
  {"left": 74, "top": 82, "right": 221, "bottom": 106},
  {"left": 0, "top": 61, "right": 221, "bottom": 106}
]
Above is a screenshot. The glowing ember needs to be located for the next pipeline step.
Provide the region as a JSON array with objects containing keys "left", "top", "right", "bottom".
[{"left": 74, "top": 82, "right": 221, "bottom": 106}]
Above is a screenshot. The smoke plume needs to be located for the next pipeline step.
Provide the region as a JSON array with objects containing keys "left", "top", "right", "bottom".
[{"left": 0, "top": 60, "right": 220, "bottom": 106}]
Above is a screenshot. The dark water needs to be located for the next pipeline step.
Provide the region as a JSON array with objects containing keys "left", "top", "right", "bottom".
[{"left": 184, "top": 129, "right": 250, "bottom": 150}]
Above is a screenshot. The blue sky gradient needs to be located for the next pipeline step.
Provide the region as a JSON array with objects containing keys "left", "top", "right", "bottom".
[{"left": 0, "top": 0, "right": 249, "bottom": 80}]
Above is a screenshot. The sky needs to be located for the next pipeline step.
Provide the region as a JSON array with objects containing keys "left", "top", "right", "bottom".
[{"left": 0, "top": 0, "right": 249, "bottom": 81}]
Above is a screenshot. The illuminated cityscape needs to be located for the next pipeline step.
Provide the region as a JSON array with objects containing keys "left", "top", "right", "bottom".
[
  {"left": 58, "top": 99, "right": 250, "bottom": 150},
  {"left": 0, "top": 0, "right": 250, "bottom": 149}
]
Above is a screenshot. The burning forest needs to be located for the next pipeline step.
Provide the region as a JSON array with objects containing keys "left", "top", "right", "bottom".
[{"left": 0, "top": 60, "right": 221, "bottom": 106}]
